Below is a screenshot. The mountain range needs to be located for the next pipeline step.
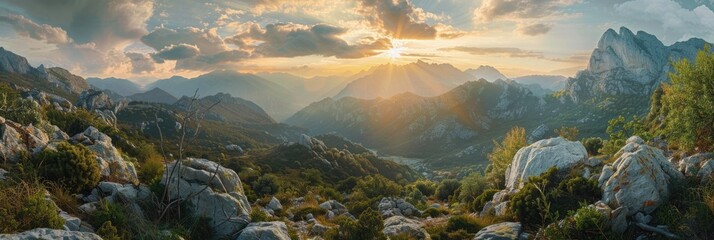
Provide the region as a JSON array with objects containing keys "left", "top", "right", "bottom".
[{"left": 465, "top": 65, "right": 508, "bottom": 82}]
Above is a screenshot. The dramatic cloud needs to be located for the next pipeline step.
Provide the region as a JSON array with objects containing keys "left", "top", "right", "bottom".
[
  {"left": 0, "top": 14, "right": 71, "bottom": 44},
  {"left": 142, "top": 27, "right": 228, "bottom": 55},
  {"left": 615, "top": 0, "right": 714, "bottom": 42},
  {"left": 126, "top": 52, "right": 157, "bottom": 74},
  {"left": 440, "top": 46, "right": 545, "bottom": 58},
  {"left": 474, "top": 0, "right": 578, "bottom": 22},
  {"left": 175, "top": 50, "right": 251, "bottom": 70},
  {"left": 4, "top": 0, "right": 153, "bottom": 50},
  {"left": 515, "top": 23, "right": 553, "bottom": 36},
  {"left": 152, "top": 44, "right": 201, "bottom": 62},
  {"left": 358, "top": 0, "right": 438, "bottom": 39},
  {"left": 228, "top": 23, "right": 392, "bottom": 58}
]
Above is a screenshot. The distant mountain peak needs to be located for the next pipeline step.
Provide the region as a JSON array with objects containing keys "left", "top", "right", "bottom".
[
  {"left": 465, "top": 65, "right": 508, "bottom": 82},
  {"left": 129, "top": 87, "right": 177, "bottom": 104}
]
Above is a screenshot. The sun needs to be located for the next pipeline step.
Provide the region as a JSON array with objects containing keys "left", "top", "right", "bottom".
[{"left": 385, "top": 46, "right": 403, "bottom": 59}]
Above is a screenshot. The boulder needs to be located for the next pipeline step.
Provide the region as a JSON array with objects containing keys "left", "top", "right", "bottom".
[
  {"left": 0, "top": 119, "right": 30, "bottom": 163},
  {"left": 383, "top": 216, "right": 431, "bottom": 240},
  {"left": 678, "top": 153, "right": 713, "bottom": 176},
  {"left": 600, "top": 136, "right": 684, "bottom": 215},
  {"left": 699, "top": 160, "right": 714, "bottom": 183},
  {"left": 76, "top": 90, "right": 114, "bottom": 111},
  {"left": 473, "top": 222, "right": 526, "bottom": 240},
  {"left": 311, "top": 223, "right": 330, "bottom": 236},
  {"left": 506, "top": 137, "right": 588, "bottom": 189},
  {"left": 319, "top": 200, "right": 348, "bottom": 215},
  {"left": 162, "top": 158, "right": 251, "bottom": 239},
  {"left": 267, "top": 196, "right": 283, "bottom": 212},
  {"left": 0, "top": 168, "right": 7, "bottom": 180},
  {"left": 236, "top": 221, "right": 291, "bottom": 240},
  {"left": 0, "top": 228, "right": 102, "bottom": 240},
  {"left": 378, "top": 197, "right": 419, "bottom": 218},
  {"left": 73, "top": 127, "right": 138, "bottom": 183},
  {"left": 592, "top": 201, "right": 628, "bottom": 233}
]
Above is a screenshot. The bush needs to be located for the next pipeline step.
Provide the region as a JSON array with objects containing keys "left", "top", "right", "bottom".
[
  {"left": 354, "top": 175, "right": 402, "bottom": 199},
  {"left": 138, "top": 152, "right": 164, "bottom": 185},
  {"left": 422, "top": 208, "right": 447, "bottom": 218},
  {"left": 6, "top": 184, "right": 64, "bottom": 232},
  {"left": 97, "top": 221, "right": 121, "bottom": 240},
  {"left": 325, "top": 208, "right": 385, "bottom": 240},
  {"left": 471, "top": 189, "right": 499, "bottom": 212},
  {"left": 32, "top": 142, "right": 101, "bottom": 192},
  {"left": 414, "top": 180, "right": 437, "bottom": 197},
  {"left": 436, "top": 179, "right": 461, "bottom": 201},
  {"left": 555, "top": 126, "right": 580, "bottom": 141},
  {"left": 581, "top": 137, "right": 603, "bottom": 156},
  {"left": 540, "top": 205, "right": 617, "bottom": 240},
  {"left": 0, "top": 85, "right": 42, "bottom": 125},
  {"left": 291, "top": 205, "right": 327, "bottom": 221},
  {"left": 487, "top": 127, "right": 526, "bottom": 189},
  {"left": 445, "top": 215, "right": 483, "bottom": 233},
  {"left": 253, "top": 174, "right": 281, "bottom": 196},
  {"left": 459, "top": 172, "right": 488, "bottom": 203}
]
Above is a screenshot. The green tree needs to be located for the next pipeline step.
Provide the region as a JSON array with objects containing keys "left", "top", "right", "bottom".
[
  {"left": 436, "top": 179, "right": 461, "bottom": 201},
  {"left": 660, "top": 46, "right": 714, "bottom": 150},
  {"left": 486, "top": 127, "right": 526, "bottom": 189},
  {"left": 458, "top": 172, "right": 488, "bottom": 203}
]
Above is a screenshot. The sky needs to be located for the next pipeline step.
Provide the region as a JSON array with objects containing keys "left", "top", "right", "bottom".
[{"left": 0, "top": 0, "right": 713, "bottom": 83}]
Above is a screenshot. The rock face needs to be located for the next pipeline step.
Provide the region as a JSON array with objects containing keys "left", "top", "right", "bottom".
[
  {"left": 599, "top": 136, "right": 684, "bottom": 215},
  {"left": 22, "top": 90, "right": 75, "bottom": 112},
  {"left": 0, "top": 117, "right": 67, "bottom": 163},
  {"left": 76, "top": 90, "right": 126, "bottom": 125},
  {"left": 505, "top": 137, "right": 588, "bottom": 189},
  {"left": 0, "top": 228, "right": 102, "bottom": 240},
  {"left": 236, "top": 221, "right": 291, "bottom": 240},
  {"left": 378, "top": 197, "right": 420, "bottom": 218},
  {"left": 565, "top": 27, "right": 709, "bottom": 103},
  {"left": 383, "top": 216, "right": 431, "bottom": 240},
  {"left": 72, "top": 127, "right": 138, "bottom": 183},
  {"left": 0, "top": 47, "right": 34, "bottom": 75},
  {"left": 46, "top": 67, "right": 91, "bottom": 95},
  {"left": 162, "top": 158, "right": 251, "bottom": 239},
  {"left": 473, "top": 222, "right": 526, "bottom": 240}
]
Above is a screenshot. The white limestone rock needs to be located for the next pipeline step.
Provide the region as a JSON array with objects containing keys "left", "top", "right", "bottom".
[
  {"left": 506, "top": 137, "right": 588, "bottom": 189},
  {"left": 473, "top": 222, "right": 526, "bottom": 240},
  {"left": 0, "top": 228, "right": 102, "bottom": 240},
  {"left": 73, "top": 127, "right": 138, "bottom": 183},
  {"left": 383, "top": 216, "right": 431, "bottom": 240},
  {"left": 236, "top": 221, "right": 291, "bottom": 240}
]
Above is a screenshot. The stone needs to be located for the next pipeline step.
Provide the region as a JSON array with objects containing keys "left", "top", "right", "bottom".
[
  {"left": 225, "top": 144, "right": 243, "bottom": 152},
  {"left": 600, "top": 136, "right": 684, "bottom": 215},
  {"left": 236, "top": 221, "right": 291, "bottom": 240},
  {"left": 311, "top": 223, "right": 330, "bottom": 236},
  {"left": 73, "top": 127, "right": 139, "bottom": 183},
  {"left": 678, "top": 153, "right": 714, "bottom": 176},
  {"left": 473, "top": 222, "right": 525, "bottom": 240},
  {"left": 585, "top": 157, "right": 603, "bottom": 167},
  {"left": 267, "top": 196, "right": 283, "bottom": 212},
  {"left": 698, "top": 160, "right": 714, "bottom": 183},
  {"left": 318, "top": 200, "right": 348, "bottom": 215},
  {"left": 634, "top": 212, "right": 652, "bottom": 224},
  {"left": 0, "top": 168, "right": 7, "bottom": 180},
  {"left": 506, "top": 137, "right": 588, "bottom": 189},
  {"left": 494, "top": 202, "right": 509, "bottom": 217},
  {"left": 0, "top": 228, "right": 102, "bottom": 240},
  {"left": 0, "top": 121, "right": 28, "bottom": 163},
  {"left": 383, "top": 216, "right": 431, "bottom": 240},
  {"left": 162, "top": 158, "right": 251, "bottom": 239},
  {"left": 378, "top": 197, "right": 419, "bottom": 218}
]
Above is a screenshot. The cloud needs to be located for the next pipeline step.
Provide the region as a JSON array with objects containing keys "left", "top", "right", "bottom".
[
  {"left": 357, "top": 0, "right": 438, "bottom": 39},
  {"left": 228, "top": 23, "right": 392, "bottom": 59},
  {"left": 615, "top": 0, "right": 714, "bottom": 42},
  {"left": 152, "top": 44, "right": 200, "bottom": 62},
  {"left": 515, "top": 23, "right": 552, "bottom": 36},
  {"left": 0, "top": 14, "right": 71, "bottom": 44},
  {"left": 440, "top": 46, "right": 545, "bottom": 58},
  {"left": 126, "top": 52, "right": 157, "bottom": 74},
  {"left": 4, "top": 0, "right": 153, "bottom": 50},
  {"left": 141, "top": 27, "right": 227, "bottom": 55},
  {"left": 474, "top": 0, "right": 578, "bottom": 22},
  {"left": 175, "top": 50, "right": 251, "bottom": 70}
]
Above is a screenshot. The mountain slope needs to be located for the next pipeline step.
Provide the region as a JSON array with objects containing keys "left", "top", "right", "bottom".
[
  {"left": 335, "top": 60, "right": 474, "bottom": 99},
  {"left": 129, "top": 87, "right": 177, "bottom": 104},
  {"left": 257, "top": 72, "right": 354, "bottom": 107},
  {"left": 0, "top": 47, "right": 88, "bottom": 100},
  {"left": 173, "top": 93, "right": 275, "bottom": 124},
  {"left": 287, "top": 79, "right": 546, "bottom": 166},
  {"left": 87, "top": 77, "right": 143, "bottom": 96},
  {"left": 146, "top": 70, "right": 299, "bottom": 121},
  {"left": 465, "top": 65, "right": 508, "bottom": 82},
  {"left": 512, "top": 75, "right": 567, "bottom": 91}
]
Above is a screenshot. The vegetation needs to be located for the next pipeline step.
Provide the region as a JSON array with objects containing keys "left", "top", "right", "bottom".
[
  {"left": 325, "top": 208, "right": 385, "bottom": 240},
  {"left": 0, "top": 181, "right": 64, "bottom": 233},
  {"left": 581, "top": 137, "right": 603, "bottom": 156},
  {"left": 32, "top": 142, "right": 100, "bottom": 192},
  {"left": 555, "top": 126, "right": 580, "bottom": 141},
  {"left": 486, "top": 127, "right": 526, "bottom": 189},
  {"left": 436, "top": 179, "right": 461, "bottom": 201}
]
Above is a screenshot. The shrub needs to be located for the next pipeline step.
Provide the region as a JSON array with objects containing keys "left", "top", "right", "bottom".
[
  {"left": 445, "top": 215, "right": 483, "bottom": 233},
  {"left": 97, "top": 221, "right": 121, "bottom": 240},
  {"left": 355, "top": 175, "right": 402, "bottom": 199},
  {"left": 138, "top": 152, "right": 164, "bottom": 185},
  {"left": 414, "top": 180, "right": 437, "bottom": 197},
  {"left": 253, "top": 174, "right": 281, "bottom": 196},
  {"left": 581, "top": 137, "right": 603, "bottom": 156},
  {"left": 0, "top": 84, "right": 42, "bottom": 125},
  {"left": 325, "top": 208, "right": 385, "bottom": 240},
  {"left": 487, "top": 127, "right": 526, "bottom": 189},
  {"left": 291, "top": 205, "right": 327, "bottom": 221},
  {"left": 422, "top": 208, "right": 446, "bottom": 218},
  {"left": 471, "top": 189, "right": 499, "bottom": 212},
  {"left": 436, "top": 179, "right": 461, "bottom": 201},
  {"left": 555, "top": 126, "right": 580, "bottom": 141},
  {"left": 32, "top": 142, "right": 100, "bottom": 192},
  {"left": 539, "top": 205, "right": 616, "bottom": 240},
  {"left": 459, "top": 172, "right": 488, "bottom": 203},
  {"left": 9, "top": 184, "right": 64, "bottom": 232},
  {"left": 250, "top": 206, "right": 272, "bottom": 222}
]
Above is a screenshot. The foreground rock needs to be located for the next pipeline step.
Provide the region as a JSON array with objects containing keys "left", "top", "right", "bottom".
[
  {"left": 72, "top": 127, "right": 138, "bottom": 183},
  {"left": 236, "top": 221, "right": 291, "bottom": 240},
  {"left": 506, "top": 137, "right": 588, "bottom": 189},
  {"left": 383, "top": 216, "right": 431, "bottom": 240},
  {"left": 378, "top": 197, "right": 420, "bottom": 218},
  {"left": 162, "top": 158, "right": 251, "bottom": 239},
  {"left": 677, "top": 153, "right": 714, "bottom": 179},
  {"left": 599, "top": 136, "right": 683, "bottom": 215},
  {"left": 0, "top": 228, "right": 102, "bottom": 240},
  {"left": 473, "top": 222, "right": 527, "bottom": 240}
]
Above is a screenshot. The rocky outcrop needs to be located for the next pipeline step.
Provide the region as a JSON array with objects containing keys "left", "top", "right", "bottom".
[
  {"left": 76, "top": 90, "right": 127, "bottom": 126},
  {"left": 0, "top": 228, "right": 102, "bottom": 240},
  {"left": 565, "top": 27, "right": 709, "bottom": 103},
  {"left": 505, "top": 137, "right": 588, "bottom": 189},
  {"left": 0, "top": 47, "right": 34, "bottom": 75},
  {"left": 677, "top": 153, "right": 713, "bottom": 177},
  {"left": 297, "top": 134, "right": 327, "bottom": 152},
  {"left": 162, "top": 158, "right": 251, "bottom": 239},
  {"left": 473, "top": 222, "right": 527, "bottom": 240},
  {"left": 22, "top": 90, "right": 75, "bottom": 112},
  {"left": 46, "top": 67, "right": 91, "bottom": 95},
  {"left": 591, "top": 201, "right": 628, "bottom": 233},
  {"left": 72, "top": 127, "right": 138, "bottom": 183},
  {"left": 526, "top": 124, "right": 549, "bottom": 143},
  {"left": 383, "top": 216, "right": 431, "bottom": 240},
  {"left": 378, "top": 197, "right": 420, "bottom": 218},
  {"left": 236, "top": 221, "right": 291, "bottom": 240},
  {"left": 599, "top": 136, "right": 684, "bottom": 215},
  {"left": 0, "top": 117, "right": 65, "bottom": 163},
  {"left": 318, "top": 200, "right": 351, "bottom": 219}
]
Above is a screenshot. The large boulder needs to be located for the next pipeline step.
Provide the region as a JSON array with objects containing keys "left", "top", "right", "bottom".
[
  {"left": 473, "top": 222, "right": 527, "bottom": 240},
  {"left": 72, "top": 127, "right": 138, "bottom": 183},
  {"left": 383, "top": 216, "right": 431, "bottom": 240},
  {"left": 0, "top": 117, "right": 63, "bottom": 163},
  {"left": 677, "top": 153, "right": 713, "bottom": 177},
  {"left": 378, "top": 197, "right": 420, "bottom": 218},
  {"left": 0, "top": 228, "right": 102, "bottom": 240},
  {"left": 236, "top": 221, "right": 291, "bottom": 240},
  {"left": 599, "top": 136, "right": 684, "bottom": 215},
  {"left": 506, "top": 137, "right": 588, "bottom": 189},
  {"left": 162, "top": 158, "right": 251, "bottom": 239}
]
